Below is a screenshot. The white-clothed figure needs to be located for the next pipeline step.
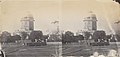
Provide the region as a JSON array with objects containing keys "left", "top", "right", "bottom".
[
  {"left": 90, "top": 56, "right": 94, "bottom": 57},
  {"left": 90, "top": 52, "right": 99, "bottom": 57},
  {"left": 107, "top": 49, "right": 117, "bottom": 57},
  {"left": 0, "top": 43, "right": 1, "bottom": 50},
  {"left": 118, "top": 49, "right": 120, "bottom": 57},
  {"left": 98, "top": 55, "right": 105, "bottom": 57}
]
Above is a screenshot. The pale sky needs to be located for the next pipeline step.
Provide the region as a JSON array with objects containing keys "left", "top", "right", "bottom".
[{"left": 0, "top": 0, "right": 120, "bottom": 34}]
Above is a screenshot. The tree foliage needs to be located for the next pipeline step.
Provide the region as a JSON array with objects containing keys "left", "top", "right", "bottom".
[
  {"left": 62, "top": 31, "right": 74, "bottom": 43},
  {"left": 20, "top": 31, "right": 28, "bottom": 40},
  {"left": 6, "top": 35, "right": 21, "bottom": 43},
  {"left": 29, "top": 31, "right": 43, "bottom": 42},
  {"left": 84, "top": 32, "right": 91, "bottom": 40},
  {"left": 62, "top": 31, "right": 84, "bottom": 44},
  {"left": 65, "top": 31, "right": 74, "bottom": 36},
  {"left": 73, "top": 35, "right": 84, "bottom": 40},
  {"left": 92, "top": 31, "right": 106, "bottom": 42},
  {"left": 12, "top": 35, "right": 21, "bottom": 41},
  {"left": 0, "top": 31, "right": 11, "bottom": 43},
  {"left": 116, "top": 34, "right": 120, "bottom": 41},
  {"left": 47, "top": 34, "right": 61, "bottom": 42}
]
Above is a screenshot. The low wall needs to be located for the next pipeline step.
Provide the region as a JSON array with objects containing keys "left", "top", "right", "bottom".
[
  {"left": 47, "top": 42, "right": 62, "bottom": 45},
  {"left": 109, "top": 42, "right": 120, "bottom": 46}
]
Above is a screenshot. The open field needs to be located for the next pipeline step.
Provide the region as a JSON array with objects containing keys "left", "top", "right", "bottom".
[
  {"left": 2, "top": 43, "right": 62, "bottom": 57},
  {"left": 62, "top": 43, "right": 120, "bottom": 57},
  {"left": 1, "top": 42, "right": 120, "bottom": 57}
]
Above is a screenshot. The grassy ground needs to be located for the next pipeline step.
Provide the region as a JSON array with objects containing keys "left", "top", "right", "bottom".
[
  {"left": 62, "top": 43, "right": 119, "bottom": 57},
  {"left": 2, "top": 43, "right": 120, "bottom": 57},
  {"left": 2, "top": 43, "right": 61, "bottom": 57}
]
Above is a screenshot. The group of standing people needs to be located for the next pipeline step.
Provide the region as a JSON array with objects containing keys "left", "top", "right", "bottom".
[{"left": 90, "top": 49, "right": 120, "bottom": 57}]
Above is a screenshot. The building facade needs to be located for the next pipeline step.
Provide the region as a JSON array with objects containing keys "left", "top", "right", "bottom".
[
  {"left": 21, "top": 14, "right": 35, "bottom": 33},
  {"left": 83, "top": 11, "right": 97, "bottom": 33}
]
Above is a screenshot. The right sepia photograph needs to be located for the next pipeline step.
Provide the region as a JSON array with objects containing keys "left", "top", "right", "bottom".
[
  {"left": 0, "top": 0, "right": 120, "bottom": 57},
  {"left": 62, "top": 0, "right": 120, "bottom": 57}
]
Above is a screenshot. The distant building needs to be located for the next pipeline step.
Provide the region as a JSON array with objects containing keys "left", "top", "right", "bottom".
[
  {"left": 83, "top": 11, "right": 97, "bottom": 33},
  {"left": 21, "top": 14, "right": 35, "bottom": 34}
]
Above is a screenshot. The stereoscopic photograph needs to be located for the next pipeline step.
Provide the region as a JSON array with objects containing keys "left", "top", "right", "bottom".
[{"left": 0, "top": 0, "right": 120, "bottom": 57}]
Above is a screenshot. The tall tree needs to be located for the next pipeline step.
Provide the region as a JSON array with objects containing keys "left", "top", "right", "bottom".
[
  {"left": 29, "top": 31, "right": 43, "bottom": 42},
  {"left": 0, "top": 31, "right": 11, "bottom": 43},
  {"left": 20, "top": 31, "right": 28, "bottom": 40},
  {"left": 62, "top": 31, "right": 74, "bottom": 43},
  {"left": 12, "top": 35, "right": 21, "bottom": 41},
  {"left": 116, "top": 34, "right": 120, "bottom": 41},
  {"left": 92, "top": 31, "right": 106, "bottom": 42},
  {"left": 84, "top": 32, "right": 91, "bottom": 40},
  {"left": 65, "top": 31, "right": 74, "bottom": 36}
]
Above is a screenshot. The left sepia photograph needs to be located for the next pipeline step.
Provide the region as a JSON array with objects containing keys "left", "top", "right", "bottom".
[{"left": 0, "top": 0, "right": 62, "bottom": 57}]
